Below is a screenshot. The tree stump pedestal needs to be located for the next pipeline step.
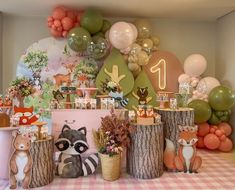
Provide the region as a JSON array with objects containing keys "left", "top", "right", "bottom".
[
  {"left": 127, "top": 123, "right": 164, "bottom": 179},
  {"left": 155, "top": 107, "right": 194, "bottom": 152},
  {"left": 30, "top": 136, "right": 54, "bottom": 188}
]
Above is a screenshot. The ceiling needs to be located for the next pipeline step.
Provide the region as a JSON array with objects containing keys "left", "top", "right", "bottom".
[{"left": 0, "top": 0, "right": 234, "bottom": 21}]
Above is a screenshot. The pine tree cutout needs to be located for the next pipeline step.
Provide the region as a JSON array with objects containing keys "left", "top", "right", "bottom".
[
  {"left": 96, "top": 48, "right": 134, "bottom": 96},
  {"left": 126, "top": 70, "right": 157, "bottom": 110}
]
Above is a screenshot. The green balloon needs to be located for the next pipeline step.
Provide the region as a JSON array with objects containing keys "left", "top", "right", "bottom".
[
  {"left": 92, "top": 32, "right": 105, "bottom": 42},
  {"left": 209, "top": 86, "right": 235, "bottom": 111},
  {"left": 68, "top": 27, "right": 91, "bottom": 52},
  {"left": 208, "top": 112, "right": 221, "bottom": 125},
  {"left": 81, "top": 9, "right": 103, "bottom": 34},
  {"left": 101, "top": 19, "right": 111, "bottom": 33},
  {"left": 188, "top": 100, "right": 212, "bottom": 123}
]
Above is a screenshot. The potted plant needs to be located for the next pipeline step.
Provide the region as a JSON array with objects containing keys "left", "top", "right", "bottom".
[
  {"left": 93, "top": 110, "right": 134, "bottom": 181},
  {"left": 7, "top": 77, "right": 35, "bottom": 107}
]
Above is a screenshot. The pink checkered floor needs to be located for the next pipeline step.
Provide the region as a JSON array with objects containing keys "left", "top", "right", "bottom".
[{"left": 1, "top": 150, "right": 235, "bottom": 190}]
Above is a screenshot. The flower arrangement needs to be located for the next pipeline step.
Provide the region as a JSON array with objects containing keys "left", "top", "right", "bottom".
[
  {"left": 7, "top": 77, "right": 35, "bottom": 107},
  {"left": 93, "top": 110, "right": 134, "bottom": 156}
]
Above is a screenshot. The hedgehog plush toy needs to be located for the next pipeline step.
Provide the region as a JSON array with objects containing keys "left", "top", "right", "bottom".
[{"left": 55, "top": 125, "right": 99, "bottom": 178}]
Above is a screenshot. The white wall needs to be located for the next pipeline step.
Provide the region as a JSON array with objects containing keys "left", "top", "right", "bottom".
[
  {"left": 216, "top": 11, "right": 235, "bottom": 142},
  {"left": 2, "top": 15, "right": 49, "bottom": 92},
  {"left": 1, "top": 15, "right": 216, "bottom": 92}
]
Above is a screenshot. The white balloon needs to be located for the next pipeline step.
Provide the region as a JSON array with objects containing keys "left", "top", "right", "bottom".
[
  {"left": 128, "top": 23, "right": 138, "bottom": 41},
  {"left": 184, "top": 54, "right": 207, "bottom": 77},
  {"left": 178, "top": 73, "right": 190, "bottom": 83},
  {"left": 196, "top": 77, "right": 220, "bottom": 95}
]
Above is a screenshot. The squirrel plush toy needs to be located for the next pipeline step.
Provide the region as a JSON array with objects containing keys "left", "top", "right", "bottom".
[{"left": 9, "top": 130, "right": 33, "bottom": 189}]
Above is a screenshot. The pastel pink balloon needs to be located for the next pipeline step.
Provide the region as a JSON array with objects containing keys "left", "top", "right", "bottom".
[
  {"left": 128, "top": 23, "right": 138, "bottom": 41},
  {"left": 178, "top": 73, "right": 190, "bottom": 83},
  {"left": 184, "top": 54, "right": 207, "bottom": 77},
  {"left": 62, "top": 17, "right": 74, "bottom": 31},
  {"left": 53, "top": 7, "right": 66, "bottom": 20},
  {"left": 197, "top": 77, "right": 220, "bottom": 95},
  {"left": 109, "top": 22, "right": 135, "bottom": 50},
  {"left": 62, "top": 31, "right": 68, "bottom": 37}
]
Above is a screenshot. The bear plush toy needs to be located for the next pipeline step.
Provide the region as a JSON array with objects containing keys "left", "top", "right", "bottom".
[{"left": 9, "top": 131, "right": 33, "bottom": 189}]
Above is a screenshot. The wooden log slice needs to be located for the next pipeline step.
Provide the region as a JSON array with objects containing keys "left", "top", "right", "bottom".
[
  {"left": 155, "top": 107, "right": 194, "bottom": 151},
  {"left": 29, "top": 136, "right": 54, "bottom": 188},
  {"left": 127, "top": 124, "right": 164, "bottom": 179}
]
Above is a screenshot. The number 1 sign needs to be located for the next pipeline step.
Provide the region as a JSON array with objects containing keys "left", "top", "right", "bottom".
[{"left": 144, "top": 51, "right": 183, "bottom": 93}]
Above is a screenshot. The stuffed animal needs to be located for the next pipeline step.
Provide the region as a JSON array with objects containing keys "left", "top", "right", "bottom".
[
  {"left": 14, "top": 106, "right": 40, "bottom": 125},
  {"left": 9, "top": 131, "right": 33, "bottom": 189},
  {"left": 55, "top": 125, "right": 99, "bottom": 178},
  {"left": 52, "top": 90, "right": 64, "bottom": 109},
  {"left": 137, "top": 87, "right": 148, "bottom": 105},
  {"left": 164, "top": 125, "right": 202, "bottom": 173}
]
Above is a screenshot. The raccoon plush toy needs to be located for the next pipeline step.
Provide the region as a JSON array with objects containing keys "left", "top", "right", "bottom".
[{"left": 55, "top": 125, "right": 99, "bottom": 178}]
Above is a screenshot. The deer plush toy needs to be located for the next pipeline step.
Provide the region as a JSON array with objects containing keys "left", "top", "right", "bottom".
[
  {"left": 9, "top": 131, "right": 33, "bottom": 189},
  {"left": 164, "top": 125, "right": 202, "bottom": 173}
]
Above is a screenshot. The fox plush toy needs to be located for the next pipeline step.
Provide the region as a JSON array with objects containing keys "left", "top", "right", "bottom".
[
  {"left": 14, "top": 106, "right": 40, "bottom": 125},
  {"left": 164, "top": 125, "right": 202, "bottom": 173}
]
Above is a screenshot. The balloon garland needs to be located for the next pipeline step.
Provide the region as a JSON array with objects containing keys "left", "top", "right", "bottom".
[{"left": 45, "top": 7, "right": 235, "bottom": 153}]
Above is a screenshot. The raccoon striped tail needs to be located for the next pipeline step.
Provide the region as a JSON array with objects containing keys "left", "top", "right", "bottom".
[
  {"left": 119, "top": 98, "right": 129, "bottom": 108},
  {"left": 82, "top": 153, "right": 99, "bottom": 176}
]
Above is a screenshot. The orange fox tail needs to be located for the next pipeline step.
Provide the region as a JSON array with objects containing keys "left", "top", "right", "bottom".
[{"left": 163, "top": 138, "right": 176, "bottom": 170}]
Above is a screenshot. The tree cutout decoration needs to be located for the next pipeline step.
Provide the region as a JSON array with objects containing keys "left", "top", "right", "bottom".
[
  {"left": 96, "top": 49, "right": 134, "bottom": 96},
  {"left": 126, "top": 70, "right": 157, "bottom": 110}
]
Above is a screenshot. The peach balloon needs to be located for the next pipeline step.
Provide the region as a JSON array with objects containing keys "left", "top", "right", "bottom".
[
  {"left": 62, "top": 17, "right": 74, "bottom": 31},
  {"left": 220, "top": 135, "right": 226, "bottom": 141},
  {"left": 218, "top": 122, "right": 232, "bottom": 136},
  {"left": 197, "top": 136, "right": 205, "bottom": 148},
  {"left": 215, "top": 129, "right": 223, "bottom": 137},
  {"left": 50, "top": 28, "right": 62, "bottom": 38},
  {"left": 53, "top": 7, "right": 66, "bottom": 20},
  {"left": 209, "top": 128, "right": 216, "bottom": 134},
  {"left": 219, "top": 138, "right": 233, "bottom": 152},
  {"left": 204, "top": 134, "right": 220, "bottom": 150},
  {"left": 197, "top": 122, "right": 210, "bottom": 137}
]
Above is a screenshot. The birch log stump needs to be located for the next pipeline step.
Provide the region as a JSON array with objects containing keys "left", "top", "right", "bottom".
[
  {"left": 155, "top": 108, "right": 194, "bottom": 152},
  {"left": 127, "top": 124, "right": 164, "bottom": 179},
  {"left": 30, "top": 136, "right": 54, "bottom": 188}
]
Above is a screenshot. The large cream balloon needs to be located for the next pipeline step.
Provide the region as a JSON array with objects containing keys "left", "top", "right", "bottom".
[
  {"left": 109, "top": 22, "right": 135, "bottom": 50},
  {"left": 184, "top": 54, "right": 207, "bottom": 77},
  {"left": 197, "top": 77, "right": 220, "bottom": 95},
  {"left": 128, "top": 23, "right": 138, "bottom": 40}
]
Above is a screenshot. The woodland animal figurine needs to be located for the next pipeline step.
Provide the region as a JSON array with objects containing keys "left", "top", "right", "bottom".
[
  {"left": 0, "top": 95, "right": 3, "bottom": 106},
  {"left": 9, "top": 131, "right": 33, "bottom": 189},
  {"left": 137, "top": 106, "right": 146, "bottom": 117},
  {"left": 4, "top": 95, "right": 13, "bottom": 106},
  {"left": 54, "top": 63, "right": 76, "bottom": 87},
  {"left": 55, "top": 125, "right": 99, "bottom": 178},
  {"left": 14, "top": 106, "right": 40, "bottom": 125},
  {"left": 164, "top": 125, "right": 202, "bottom": 173},
  {"left": 32, "top": 72, "right": 42, "bottom": 90},
  {"left": 52, "top": 90, "right": 64, "bottom": 109},
  {"left": 137, "top": 87, "right": 148, "bottom": 105}
]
